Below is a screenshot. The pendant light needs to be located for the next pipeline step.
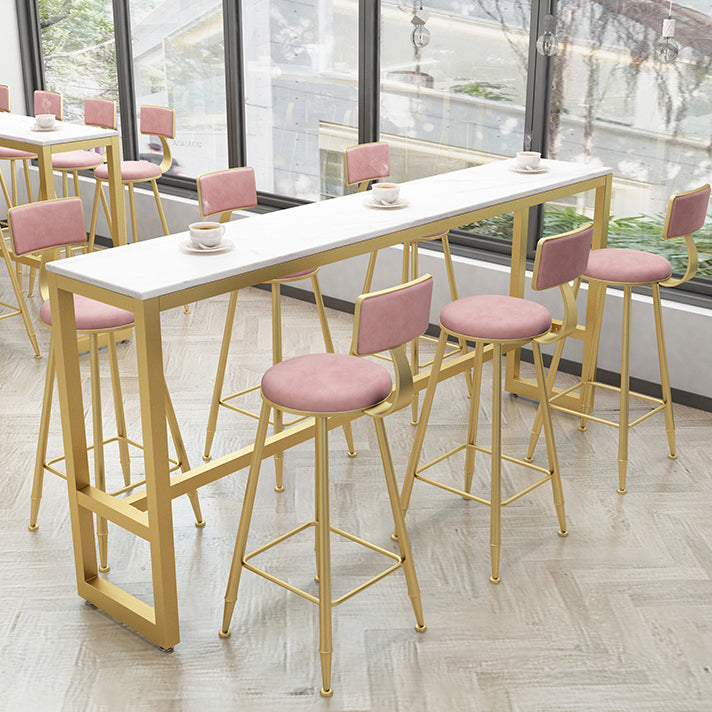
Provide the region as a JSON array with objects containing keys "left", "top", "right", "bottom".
[
  {"left": 655, "top": 0, "right": 681, "bottom": 64},
  {"left": 536, "top": 0, "right": 559, "bottom": 57},
  {"left": 411, "top": 3, "right": 431, "bottom": 49}
]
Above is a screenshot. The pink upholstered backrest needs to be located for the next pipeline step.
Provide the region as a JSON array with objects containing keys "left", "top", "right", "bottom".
[
  {"left": 663, "top": 184, "right": 710, "bottom": 239},
  {"left": 34, "top": 90, "right": 63, "bottom": 120},
  {"left": 140, "top": 105, "right": 175, "bottom": 139},
  {"left": 8, "top": 198, "right": 86, "bottom": 256},
  {"left": 533, "top": 224, "right": 593, "bottom": 291},
  {"left": 85, "top": 97, "right": 116, "bottom": 129},
  {"left": 0, "top": 85, "right": 10, "bottom": 113},
  {"left": 198, "top": 167, "right": 257, "bottom": 217},
  {"left": 344, "top": 142, "right": 390, "bottom": 186},
  {"left": 353, "top": 275, "right": 433, "bottom": 356}
]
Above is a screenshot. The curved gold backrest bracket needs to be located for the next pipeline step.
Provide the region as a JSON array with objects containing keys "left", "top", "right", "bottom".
[{"left": 659, "top": 233, "right": 698, "bottom": 289}]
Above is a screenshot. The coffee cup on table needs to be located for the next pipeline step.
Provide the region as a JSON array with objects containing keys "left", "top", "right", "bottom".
[
  {"left": 35, "top": 113, "right": 56, "bottom": 129},
  {"left": 189, "top": 221, "right": 225, "bottom": 249},
  {"left": 515, "top": 151, "right": 541, "bottom": 171},
  {"left": 371, "top": 182, "right": 400, "bottom": 205}
]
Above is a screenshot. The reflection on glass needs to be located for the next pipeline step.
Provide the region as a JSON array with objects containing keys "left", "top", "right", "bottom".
[
  {"left": 548, "top": 0, "right": 711, "bottom": 276},
  {"left": 130, "top": 0, "right": 228, "bottom": 178},
  {"left": 38, "top": 0, "right": 118, "bottom": 122},
  {"left": 243, "top": 0, "right": 359, "bottom": 200}
]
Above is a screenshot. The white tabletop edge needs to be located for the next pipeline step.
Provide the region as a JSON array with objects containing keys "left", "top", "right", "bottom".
[
  {"left": 47, "top": 159, "right": 612, "bottom": 302},
  {"left": 0, "top": 113, "right": 118, "bottom": 146}
]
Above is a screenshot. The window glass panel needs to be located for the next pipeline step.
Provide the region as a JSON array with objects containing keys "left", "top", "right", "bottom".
[
  {"left": 548, "top": 0, "right": 712, "bottom": 278},
  {"left": 37, "top": 0, "right": 118, "bottom": 122},
  {"left": 130, "top": 0, "right": 228, "bottom": 178},
  {"left": 379, "top": 1, "right": 531, "bottom": 242},
  {"left": 243, "top": 0, "right": 359, "bottom": 199}
]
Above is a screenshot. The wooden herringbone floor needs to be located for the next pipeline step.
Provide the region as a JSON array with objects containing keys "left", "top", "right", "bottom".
[{"left": 1, "top": 265, "right": 711, "bottom": 711}]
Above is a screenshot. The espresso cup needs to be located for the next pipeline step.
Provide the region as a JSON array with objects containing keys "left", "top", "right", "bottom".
[
  {"left": 36, "top": 113, "right": 56, "bottom": 129},
  {"left": 371, "top": 182, "right": 400, "bottom": 204},
  {"left": 189, "top": 221, "right": 225, "bottom": 248},
  {"left": 515, "top": 151, "right": 541, "bottom": 170}
]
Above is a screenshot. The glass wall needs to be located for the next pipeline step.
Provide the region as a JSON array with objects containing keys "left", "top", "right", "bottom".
[
  {"left": 37, "top": 0, "right": 118, "bottom": 122},
  {"left": 547, "top": 0, "right": 712, "bottom": 276},
  {"left": 30, "top": 0, "right": 712, "bottom": 282},
  {"left": 242, "top": 0, "right": 359, "bottom": 199},
  {"left": 129, "top": 0, "right": 228, "bottom": 177}
]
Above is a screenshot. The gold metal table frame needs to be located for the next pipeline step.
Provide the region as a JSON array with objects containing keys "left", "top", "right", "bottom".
[
  {"left": 0, "top": 114, "right": 127, "bottom": 246},
  {"left": 46, "top": 162, "right": 612, "bottom": 650}
]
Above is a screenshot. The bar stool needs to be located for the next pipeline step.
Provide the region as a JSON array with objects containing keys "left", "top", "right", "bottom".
[
  {"left": 0, "top": 85, "right": 35, "bottom": 213},
  {"left": 51, "top": 98, "right": 115, "bottom": 200},
  {"left": 90, "top": 104, "right": 175, "bottom": 246},
  {"left": 198, "top": 167, "right": 354, "bottom": 490},
  {"left": 344, "top": 141, "right": 467, "bottom": 421},
  {"left": 219, "top": 275, "right": 433, "bottom": 697},
  {"left": 8, "top": 197, "right": 204, "bottom": 572},
  {"left": 400, "top": 224, "right": 594, "bottom": 583},
  {"left": 526, "top": 184, "right": 711, "bottom": 495}
]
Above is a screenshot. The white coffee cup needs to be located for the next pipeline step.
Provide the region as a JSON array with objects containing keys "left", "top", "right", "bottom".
[
  {"left": 189, "top": 221, "right": 225, "bottom": 248},
  {"left": 515, "top": 151, "right": 541, "bottom": 170},
  {"left": 36, "top": 113, "right": 56, "bottom": 129},
  {"left": 371, "top": 182, "right": 400, "bottom": 204}
]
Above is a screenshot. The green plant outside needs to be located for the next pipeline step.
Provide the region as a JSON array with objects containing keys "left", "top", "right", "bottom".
[{"left": 462, "top": 206, "right": 712, "bottom": 278}]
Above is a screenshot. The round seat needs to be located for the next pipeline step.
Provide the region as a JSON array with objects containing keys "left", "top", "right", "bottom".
[
  {"left": 279, "top": 267, "right": 318, "bottom": 281},
  {"left": 0, "top": 146, "right": 36, "bottom": 159},
  {"left": 94, "top": 160, "right": 162, "bottom": 182},
  {"left": 585, "top": 247, "right": 672, "bottom": 285},
  {"left": 52, "top": 150, "right": 103, "bottom": 170},
  {"left": 261, "top": 352, "right": 392, "bottom": 415},
  {"left": 40, "top": 294, "right": 134, "bottom": 332},
  {"left": 440, "top": 294, "right": 552, "bottom": 342}
]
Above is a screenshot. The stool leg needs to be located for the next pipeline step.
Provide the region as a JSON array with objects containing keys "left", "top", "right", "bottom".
[
  {"left": 0, "top": 170, "right": 12, "bottom": 208},
  {"left": 107, "top": 338, "right": 132, "bottom": 487},
  {"left": 362, "top": 251, "right": 378, "bottom": 293},
  {"left": 489, "top": 344, "right": 503, "bottom": 584},
  {"left": 374, "top": 417, "right": 426, "bottom": 633},
  {"left": 88, "top": 180, "right": 103, "bottom": 252},
  {"left": 127, "top": 183, "right": 139, "bottom": 244},
  {"left": 89, "top": 334, "right": 110, "bottom": 573},
  {"left": 532, "top": 341, "right": 567, "bottom": 536},
  {"left": 72, "top": 170, "right": 81, "bottom": 198},
  {"left": 29, "top": 337, "right": 57, "bottom": 531},
  {"left": 310, "top": 273, "right": 355, "bottom": 457},
  {"left": 617, "top": 287, "right": 632, "bottom": 494},
  {"left": 652, "top": 283, "right": 676, "bottom": 461},
  {"left": 10, "top": 159, "right": 19, "bottom": 206},
  {"left": 163, "top": 378, "right": 205, "bottom": 527},
  {"left": 151, "top": 179, "right": 170, "bottom": 235},
  {"left": 22, "top": 159, "right": 33, "bottom": 203},
  {"left": 220, "top": 401, "right": 271, "bottom": 639},
  {"left": 203, "top": 290, "right": 239, "bottom": 461},
  {"left": 271, "top": 283, "right": 285, "bottom": 491},
  {"left": 60, "top": 169, "right": 69, "bottom": 198},
  {"left": 315, "top": 417, "right": 334, "bottom": 697},
  {"left": 526, "top": 335, "right": 566, "bottom": 462},
  {"left": 464, "top": 341, "right": 484, "bottom": 495},
  {"left": 400, "top": 330, "right": 449, "bottom": 518}
]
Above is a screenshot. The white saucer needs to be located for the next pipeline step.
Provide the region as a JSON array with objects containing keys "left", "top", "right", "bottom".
[
  {"left": 31, "top": 123, "right": 61, "bottom": 132},
  {"left": 364, "top": 197, "right": 410, "bottom": 209},
  {"left": 509, "top": 164, "right": 549, "bottom": 174},
  {"left": 180, "top": 238, "right": 234, "bottom": 254}
]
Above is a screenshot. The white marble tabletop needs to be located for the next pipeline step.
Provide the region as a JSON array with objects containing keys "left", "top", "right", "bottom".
[
  {"left": 47, "top": 159, "right": 611, "bottom": 302},
  {"left": 0, "top": 112, "right": 118, "bottom": 147}
]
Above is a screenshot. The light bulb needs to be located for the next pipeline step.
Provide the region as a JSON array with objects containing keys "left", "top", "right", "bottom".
[
  {"left": 655, "top": 18, "right": 680, "bottom": 64},
  {"left": 655, "top": 37, "right": 680, "bottom": 64},
  {"left": 536, "top": 14, "right": 558, "bottom": 57},
  {"left": 411, "top": 25, "right": 431, "bottom": 49}
]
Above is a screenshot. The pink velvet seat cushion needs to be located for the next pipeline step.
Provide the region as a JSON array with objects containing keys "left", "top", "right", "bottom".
[
  {"left": 440, "top": 294, "right": 552, "bottom": 342},
  {"left": 94, "top": 160, "right": 162, "bottom": 182},
  {"left": 0, "top": 147, "right": 36, "bottom": 159},
  {"left": 52, "top": 150, "right": 103, "bottom": 170},
  {"left": 584, "top": 247, "right": 672, "bottom": 285},
  {"left": 40, "top": 294, "right": 134, "bottom": 332},
  {"left": 261, "top": 353, "right": 393, "bottom": 415}
]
